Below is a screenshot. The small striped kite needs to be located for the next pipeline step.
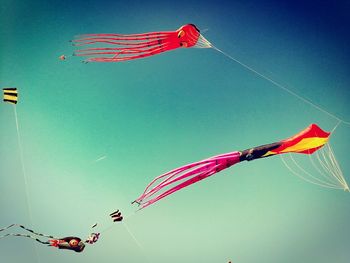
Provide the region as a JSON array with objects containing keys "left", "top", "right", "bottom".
[{"left": 3, "top": 88, "right": 18, "bottom": 104}]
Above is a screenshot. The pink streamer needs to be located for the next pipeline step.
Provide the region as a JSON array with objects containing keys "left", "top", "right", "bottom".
[{"left": 134, "top": 151, "right": 241, "bottom": 209}]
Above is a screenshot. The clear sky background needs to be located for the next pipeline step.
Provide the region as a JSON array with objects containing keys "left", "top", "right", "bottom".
[{"left": 1, "top": 1, "right": 350, "bottom": 262}]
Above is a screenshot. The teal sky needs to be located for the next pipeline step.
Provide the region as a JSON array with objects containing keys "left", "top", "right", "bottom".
[{"left": 1, "top": 1, "right": 350, "bottom": 262}]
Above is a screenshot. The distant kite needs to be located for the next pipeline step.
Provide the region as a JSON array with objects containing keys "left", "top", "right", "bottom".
[
  {"left": 0, "top": 210, "right": 123, "bottom": 252},
  {"left": 0, "top": 224, "right": 86, "bottom": 252},
  {"left": 3, "top": 88, "right": 18, "bottom": 104},
  {"left": 133, "top": 124, "right": 349, "bottom": 209},
  {"left": 110, "top": 210, "right": 123, "bottom": 222},
  {"left": 73, "top": 24, "right": 212, "bottom": 62}
]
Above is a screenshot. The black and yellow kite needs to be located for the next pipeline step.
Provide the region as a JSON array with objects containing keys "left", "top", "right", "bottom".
[{"left": 3, "top": 88, "right": 18, "bottom": 104}]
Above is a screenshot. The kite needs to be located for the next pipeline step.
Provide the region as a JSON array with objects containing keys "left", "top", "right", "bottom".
[
  {"left": 0, "top": 210, "right": 123, "bottom": 252},
  {"left": 49, "top": 237, "right": 86, "bottom": 252},
  {"left": 133, "top": 124, "right": 349, "bottom": 209},
  {"left": 85, "top": 233, "right": 100, "bottom": 245},
  {"left": 110, "top": 210, "right": 123, "bottom": 222},
  {"left": 72, "top": 24, "right": 212, "bottom": 62},
  {"left": 3, "top": 88, "right": 18, "bottom": 104},
  {"left": 0, "top": 224, "right": 86, "bottom": 252}
]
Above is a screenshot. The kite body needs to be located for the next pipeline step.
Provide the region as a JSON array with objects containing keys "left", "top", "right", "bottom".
[
  {"left": 3, "top": 88, "right": 18, "bottom": 104},
  {"left": 240, "top": 123, "right": 331, "bottom": 161},
  {"left": 0, "top": 210, "right": 123, "bottom": 252},
  {"left": 50, "top": 237, "right": 85, "bottom": 253},
  {"left": 134, "top": 124, "right": 334, "bottom": 209},
  {"left": 73, "top": 24, "right": 212, "bottom": 62}
]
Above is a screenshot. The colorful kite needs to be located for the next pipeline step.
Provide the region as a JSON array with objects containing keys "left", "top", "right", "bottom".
[
  {"left": 133, "top": 124, "right": 348, "bottom": 209},
  {"left": 59, "top": 55, "right": 66, "bottom": 61},
  {"left": 3, "top": 88, "right": 18, "bottom": 104},
  {"left": 0, "top": 210, "right": 123, "bottom": 252},
  {"left": 72, "top": 24, "right": 212, "bottom": 62},
  {"left": 0, "top": 224, "right": 86, "bottom": 252}
]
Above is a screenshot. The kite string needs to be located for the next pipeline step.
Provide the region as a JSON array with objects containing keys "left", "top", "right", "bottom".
[
  {"left": 308, "top": 150, "right": 335, "bottom": 185},
  {"left": 280, "top": 155, "right": 342, "bottom": 189},
  {"left": 14, "top": 107, "right": 33, "bottom": 222},
  {"left": 288, "top": 154, "right": 339, "bottom": 188},
  {"left": 122, "top": 222, "right": 152, "bottom": 263},
  {"left": 331, "top": 119, "right": 342, "bottom": 133},
  {"left": 98, "top": 212, "right": 150, "bottom": 263},
  {"left": 14, "top": 106, "right": 40, "bottom": 263},
  {"left": 122, "top": 222, "right": 148, "bottom": 258},
  {"left": 211, "top": 45, "right": 350, "bottom": 126},
  {"left": 322, "top": 144, "right": 348, "bottom": 190}
]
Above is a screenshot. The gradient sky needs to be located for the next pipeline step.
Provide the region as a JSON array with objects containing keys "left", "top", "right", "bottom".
[{"left": 1, "top": 1, "right": 350, "bottom": 262}]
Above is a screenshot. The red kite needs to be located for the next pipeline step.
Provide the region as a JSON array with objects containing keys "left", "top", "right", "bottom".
[
  {"left": 133, "top": 124, "right": 342, "bottom": 209},
  {"left": 73, "top": 24, "right": 211, "bottom": 62}
]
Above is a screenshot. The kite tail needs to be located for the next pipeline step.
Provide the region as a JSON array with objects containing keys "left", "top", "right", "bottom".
[
  {"left": 0, "top": 224, "right": 16, "bottom": 232},
  {"left": 73, "top": 31, "right": 173, "bottom": 42},
  {"left": 138, "top": 167, "right": 219, "bottom": 209},
  {"left": 17, "top": 224, "right": 57, "bottom": 239},
  {"left": 0, "top": 233, "right": 50, "bottom": 245},
  {"left": 72, "top": 31, "right": 179, "bottom": 62},
  {"left": 77, "top": 43, "right": 177, "bottom": 63},
  {"left": 133, "top": 151, "right": 241, "bottom": 209},
  {"left": 0, "top": 224, "right": 58, "bottom": 241}
]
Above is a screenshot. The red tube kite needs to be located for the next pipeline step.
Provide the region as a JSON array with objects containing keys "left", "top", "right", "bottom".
[
  {"left": 72, "top": 24, "right": 212, "bottom": 62},
  {"left": 133, "top": 124, "right": 335, "bottom": 209}
]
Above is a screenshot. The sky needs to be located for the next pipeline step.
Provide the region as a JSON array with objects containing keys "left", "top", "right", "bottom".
[{"left": 1, "top": 1, "right": 350, "bottom": 262}]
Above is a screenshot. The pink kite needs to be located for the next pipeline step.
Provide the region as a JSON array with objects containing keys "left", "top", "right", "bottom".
[
  {"left": 133, "top": 124, "right": 334, "bottom": 209},
  {"left": 72, "top": 24, "right": 212, "bottom": 62}
]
